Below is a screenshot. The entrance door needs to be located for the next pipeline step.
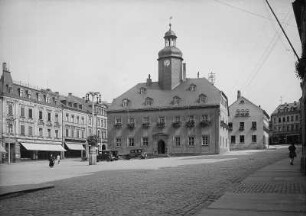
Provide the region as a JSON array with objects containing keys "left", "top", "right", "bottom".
[
  {"left": 158, "top": 140, "right": 166, "bottom": 154},
  {"left": 102, "top": 144, "right": 106, "bottom": 151}
]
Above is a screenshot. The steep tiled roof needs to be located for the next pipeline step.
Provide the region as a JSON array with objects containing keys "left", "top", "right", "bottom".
[
  {"left": 271, "top": 101, "right": 300, "bottom": 115},
  {"left": 109, "top": 78, "right": 223, "bottom": 111}
]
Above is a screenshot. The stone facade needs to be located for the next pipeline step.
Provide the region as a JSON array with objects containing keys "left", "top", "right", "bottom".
[
  {"left": 108, "top": 25, "right": 229, "bottom": 156},
  {"left": 270, "top": 102, "right": 301, "bottom": 145},
  {"left": 0, "top": 63, "right": 108, "bottom": 162},
  {"left": 229, "top": 91, "right": 269, "bottom": 150}
]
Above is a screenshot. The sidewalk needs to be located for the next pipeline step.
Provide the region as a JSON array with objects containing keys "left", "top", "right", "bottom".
[{"left": 197, "top": 154, "right": 306, "bottom": 216}]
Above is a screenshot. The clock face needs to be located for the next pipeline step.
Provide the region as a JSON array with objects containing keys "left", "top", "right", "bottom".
[{"left": 164, "top": 59, "right": 170, "bottom": 67}]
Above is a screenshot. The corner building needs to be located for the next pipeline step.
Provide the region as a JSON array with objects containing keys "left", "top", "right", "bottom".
[{"left": 108, "top": 26, "right": 229, "bottom": 156}]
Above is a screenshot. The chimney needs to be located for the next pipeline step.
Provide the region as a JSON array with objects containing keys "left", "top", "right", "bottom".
[
  {"left": 2, "top": 62, "right": 8, "bottom": 72},
  {"left": 237, "top": 90, "right": 241, "bottom": 99},
  {"left": 146, "top": 74, "right": 152, "bottom": 86},
  {"left": 182, "top": 63, "right": 186, "bottom": 81}
]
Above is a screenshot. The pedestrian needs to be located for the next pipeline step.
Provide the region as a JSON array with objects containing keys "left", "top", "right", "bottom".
[
  {"left": 57, "top": 154, "right": 60, "bottom": 164},
  {"left": 49, "top": 154, "right": 55, "bottom": 168},
  {"left": 288, "top": 143, "right": 297, "bottom": 165}
]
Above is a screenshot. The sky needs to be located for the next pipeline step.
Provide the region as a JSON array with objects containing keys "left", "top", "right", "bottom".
[{"left": 0, "top": 0, "right": 302, "bottom": 115}]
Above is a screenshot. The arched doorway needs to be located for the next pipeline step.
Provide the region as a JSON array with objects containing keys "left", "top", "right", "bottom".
[
  {"left": 102, "top": 144, "right": 106, "bottom": 151},
  {"left": 158, "top": 140, "right": 166, "bottom": 154}
]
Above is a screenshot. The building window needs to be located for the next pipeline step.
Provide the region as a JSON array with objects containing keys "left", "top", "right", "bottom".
[
  {"left": 89, "top": 128, "right": 92, "bottom": 135},
  {"left": 128, "top": 137, "right": 134, "bottom": 146},
  {"left": 77, "top": 116, "right": 79, "bottom": 124},
  {"left": 28, "top": 126, "right": 33, "bottom": 136},
  {"left": 202, "top": 135, "right": 209, "bottom": 146},
  {"left": 174, "top": 116, "right": 180, "bottom": 122},
  {"left": 81, "top": 117, "right": 84, "bottom": 124},
  {"left": 251, "top": 122, "right": 257, "bottom": 130},
  {"left": 29, "top": 108, "right": 33, "bottom": 119},
  {"left": 279, "top": 118, "right": 281, "bottom": 123},
  {"left": 291, "top": 115, "right": 294, "bottom": 121},
  {"left": 39, "top": 111, "right": 43, "bottom": 120},
  {"left": 55, "top": 130, "right": 59, "bottom": 138},
  {"left": 142, "top": 137, "right": 149, "bottom": 146},
  {"left": 116, "top": 138, "right": 122, "bottom": 147},
  {"left": 240, "top": 135, "right": 244, "bottom": 143},
  {"left": 66, "top": 114, "right": 69, "bottom": 121},
  {"left": 8, "top": 103, "right": 13, "bottom": 116},
  {"left": 139, "top": 87, "right": 146, "bottom": 94},
  {"left": 122, "top": 99, "right": 129, "bottom": 107},
  {"left": 189, "top": 84, "right": 196, "bottom": 91},
  {"left": 20, "top": 125, "right": 25, "bottom": 136},
  {"left": 239, "top": 122, "right": 244, "bottom": 131},
  {"left": 66, "top": 128, "right": 69, "bottom": 137},
  {"left": 144, "top": 97, "right": 153, "bottom": 106},
  {"left": 252, "top": 135, "right": 257, "bottom": 143},
  {"left": 143, "top": 116, "right": 150, "bottom": 123},
  {"left": 228, "top": 122, "right": 233, "bottom": 130},
  {"left": 199, "top": 94, "right": 207, "bottom": 103},
  {"left": 82, "top": 130, "right": 85, "bottom": 138},
  {"left": 48, "top": 112, "right": 51, "bottom": 121},
  {"left": 188, "top": 136, "right": 195, "bottom": 146},
  {"left": 55, "top": 113, "right": 59, "bottom": 122},
  {"left": 175, "top": 136, "right": 180, "bottom": 146},
  {"left": 231, "top": 136, "right": 235, "bottom": 144},
  {"left": 48, "top": 129, "right": 51, "bottom": 138},
  {"left": 21, "top": 107, "right": 25, "bottom": 118},
  {"left": 172, "top": 96, "right": 181, "bottom": 105},
  {"left": 296, "top": 115, "right": 299, "bottom": 121},
  {"left": 71, "top": 115, "right": 74, "bottom": 123},
  {"left": 159, "top": 116, "right": 165, "bottom": 124},
  {"left": 39, "top": 128, "right": 43, "bottom": 137}
]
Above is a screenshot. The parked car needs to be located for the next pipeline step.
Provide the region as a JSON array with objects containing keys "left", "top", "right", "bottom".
[
  {"left": 126, "top": 149, "right": 147, "bottom": 160},
  {"left": 97, "top": 150, "right": 119, "bottom": 162}
]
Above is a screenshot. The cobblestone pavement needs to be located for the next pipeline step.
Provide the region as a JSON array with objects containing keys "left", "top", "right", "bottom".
[{"left": 0, "top": 146, "right": 293, "bottom": 216}]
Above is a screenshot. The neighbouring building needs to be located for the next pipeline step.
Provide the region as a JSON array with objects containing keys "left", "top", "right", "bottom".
[
  {"left": 60, "top": 93, "right": 108, "bottom": 159},
  {"left": 0, "top": 63, "right": 108, "bottom": 163},
  {"left": 108, "top": 25, "right": 229, "bottom": 156},
  {"left": 293, "top": 0, "right": 306, "bottom": 174},
  {"left": 0, "top": 63, "right": 65, "bottom": 163},
  {"left": 270, "top": 101, "right": 301, "bottom": 145},
  {"left": 228, "top": 91, "right": 269, "bottom": 150}
]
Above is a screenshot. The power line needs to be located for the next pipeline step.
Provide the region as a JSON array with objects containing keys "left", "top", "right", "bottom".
[
  {"left": 265, "top": 0, "right": 300, "bottom": 61},
  {"left": 214, "top": 0, "right": 295, "bottom": 28}
]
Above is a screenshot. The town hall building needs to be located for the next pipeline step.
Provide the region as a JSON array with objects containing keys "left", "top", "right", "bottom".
[{"left": 107, "top": 25, "right": 230, "bottom": 156}]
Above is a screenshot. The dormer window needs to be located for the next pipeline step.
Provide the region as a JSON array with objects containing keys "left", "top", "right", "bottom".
[
  {"left": 19, "top": 88, "right": 24, "bottom": 97},
  {"left": 189, "top": 84, "right": 196, "bottom": 91},
  {"left": 172, "top": 96, "right": 181, "bottom": 105},
  {"left": 139, "top": 87, "right": 147, "bottom": 94},
  {"left": 239, "top": 100, "right": 245, "bottom": 104},
  {"left": 144, "top": 97, "right": 153, "bottom": 106},
  {"left": 199, "top": 94, "right": 207, "bottom": 103},
  {"left": 122, "top": 99, "right": 129, "bottom": 107}
]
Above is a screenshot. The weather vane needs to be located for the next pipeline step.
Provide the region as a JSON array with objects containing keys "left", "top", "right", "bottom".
[{"left": 169, "top": 16, "right": 173, "bottom": 29}]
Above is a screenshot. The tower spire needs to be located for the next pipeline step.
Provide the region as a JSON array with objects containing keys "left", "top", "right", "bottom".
[{"left": 169, "top": 16, "right": 173, "bottom": 30}]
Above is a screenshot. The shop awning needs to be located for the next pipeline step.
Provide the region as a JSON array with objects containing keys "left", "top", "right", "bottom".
[
  {"left": 21, "top": 143, "right": 66, "bottom": 152},
  {"left": 65, "top": 143, "right": 85, "bottom": 151},
  {"left": 0, "top": 145, "right": 6, "bottom": 153}
]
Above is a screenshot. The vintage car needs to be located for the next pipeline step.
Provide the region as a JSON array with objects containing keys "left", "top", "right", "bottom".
[
  {"left": 125, "top": 149, "right": 147, "bottom": 160},
  {"left": 97, "top": 150, "right": 119, "bottom": 162}
]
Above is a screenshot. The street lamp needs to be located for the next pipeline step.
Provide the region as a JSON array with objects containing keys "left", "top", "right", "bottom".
[{"left": 85, "top": 91, "right": 101, "bottom": 165}]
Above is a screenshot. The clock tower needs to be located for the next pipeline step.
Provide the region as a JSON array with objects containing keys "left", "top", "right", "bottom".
[{"left": 158, "top": 24, "right": 183, "bottom": 90}]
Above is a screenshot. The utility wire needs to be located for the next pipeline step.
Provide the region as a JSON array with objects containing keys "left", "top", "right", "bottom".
[
  {"left": 214, "top": 0, "right": 295, "bottom": 28},
  {"left": 265, "top": 0, "right": 300, "bottom": 61}
]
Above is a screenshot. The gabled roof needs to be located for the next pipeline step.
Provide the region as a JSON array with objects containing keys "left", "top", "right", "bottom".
[
  {"left": 229, "top": 96, "right": 269, "bottom": 119},
  {"left": 109, "top": 77, "right": 224, "bottom": 111}
]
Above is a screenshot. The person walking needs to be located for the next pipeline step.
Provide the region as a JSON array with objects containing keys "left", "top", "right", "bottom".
[
  {"left": 288, "top": 143, "right": 297, "bottom": 165},
  {"left": 57, "top": 154, "right": 61, "bottom": 164},
  {"left": 49, "top": 154, "right": 55, "bottom": 168}
]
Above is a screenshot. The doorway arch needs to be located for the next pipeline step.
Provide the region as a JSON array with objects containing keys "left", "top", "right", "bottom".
[
  {"left": 157, "top": 140, "right": 166, "bottom": 154},
  {"left": 102, "top": 144, "right": 106, "bottom": 151}
]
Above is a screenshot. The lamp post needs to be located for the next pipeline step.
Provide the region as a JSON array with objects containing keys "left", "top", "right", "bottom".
[{"left": 86, "top": 91, "right": 101, "bottom": 165}]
